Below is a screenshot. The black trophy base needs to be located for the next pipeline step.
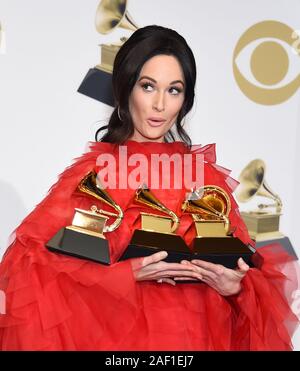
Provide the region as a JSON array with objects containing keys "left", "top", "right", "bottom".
[
  {"left": 255, "top": 236, "right": 298, "bottom": 260},
  {"left": 119, "top": 230, "right": 256, "bottom": 270},
  {"left": 119, "top": 229, "right": 190, "bottom": 262},
  {"left": 46, "top": 227, "right": 111, "bottom": 265},
  {"left": 191, "top": 236, "right": 255, "bottom": 269},
  {"left": 77, "top": 68, "right": 114, "bottom": 106}
]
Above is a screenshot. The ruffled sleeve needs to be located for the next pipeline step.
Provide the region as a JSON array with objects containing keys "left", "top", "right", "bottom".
[
  {"left": 0, "top": 141, "right": 140, "bottom": 350},
  {"left": 227, "top": 243, "right": 299, "bottom": 350},
  {"left": 191, "top": 143, "right": 299, "bottom": 350}
]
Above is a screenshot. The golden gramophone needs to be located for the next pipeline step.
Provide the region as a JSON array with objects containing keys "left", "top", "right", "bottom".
[
  {"left": 181, "top": 185, "right": 256, "bottom": 268},
  {"left": 119, "top": 184, "right": 191, "bottom": 263},
  {"left": 46, "top": 170, "right": 123, "bottom": 264},
  {"left": 77, "top": 0, "right": 139, "bottom": 104},
  {"left": 235, "top": 159, "right": 284, "bottom": 242},
  {"left": 95, "top": 0, "right": 139, "bottom": 73}
]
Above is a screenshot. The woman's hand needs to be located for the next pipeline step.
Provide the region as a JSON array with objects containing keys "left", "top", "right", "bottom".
[
  {"left": 130, "top": 251, "right": 203, "bottom": 286},
  {"left": 175, "top": 258, "right": 249, "bottom": 296}
]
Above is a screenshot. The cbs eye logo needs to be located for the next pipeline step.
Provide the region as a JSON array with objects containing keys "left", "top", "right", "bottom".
[{"left": 233, "top": 20, "right": 300, "bottom": 105}]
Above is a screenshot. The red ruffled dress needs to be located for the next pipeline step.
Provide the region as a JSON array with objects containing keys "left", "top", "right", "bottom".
[{"left": 0, "top": 140, "right": 299, "bottom": 350}]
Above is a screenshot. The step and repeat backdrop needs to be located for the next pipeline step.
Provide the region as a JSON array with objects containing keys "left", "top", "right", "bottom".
[{"left": 1, "top": 0, "right": 300, "bottom": 347}]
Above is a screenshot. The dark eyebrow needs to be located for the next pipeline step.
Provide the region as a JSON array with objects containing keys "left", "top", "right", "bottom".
[{"left": 138, "top": 75, "right": 185, "bottom": 87}]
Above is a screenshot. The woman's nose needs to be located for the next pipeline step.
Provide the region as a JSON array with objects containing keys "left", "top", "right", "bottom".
[{"left": 153, "top": 91, "right": 165, "bottom": 111}]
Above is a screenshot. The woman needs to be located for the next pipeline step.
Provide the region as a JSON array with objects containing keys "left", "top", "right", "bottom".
[{"left": 0, "top": 25, "right": 298, "bottom": 350}]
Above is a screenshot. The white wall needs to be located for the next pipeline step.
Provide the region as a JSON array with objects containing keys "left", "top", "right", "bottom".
[{"left": 0, "top": 0, "right": 299, "bottom": 349}]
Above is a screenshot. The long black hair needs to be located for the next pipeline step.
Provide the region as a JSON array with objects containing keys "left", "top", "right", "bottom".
[{"left": 95, "top": 25, "right": 197, "bottom": 148}]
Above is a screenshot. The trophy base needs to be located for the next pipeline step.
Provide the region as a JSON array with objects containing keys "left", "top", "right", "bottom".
[
  {"left": 255, "top": 236, "right": 298, "bottom": 260},
  {"left": 119, "top": 229, "right": 192, "bottom": 263},
  {"left": 249, "top": 230, "right": 285, "bottom": 242},
  {"left": 241, "top": 211, "right": 281, "bottom": 235},
  {"left": 190, "top": 236, "right": 256, "bottom": 269},
  {"left": 118, "top": 230, "right": 256, "bottom": 270},
  {"left": 96, "top": 42, "right": 123, "bottom": 74},
  {"left": 46, "top": 227, "right": 111, "bottom": 265},
  {"left": 77, "top": 68, "right": 114, "bottom": 106}
]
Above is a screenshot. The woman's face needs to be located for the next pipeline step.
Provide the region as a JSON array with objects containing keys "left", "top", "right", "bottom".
[{"left": 128, "top": 54, "right": 185, "bottom": 143}]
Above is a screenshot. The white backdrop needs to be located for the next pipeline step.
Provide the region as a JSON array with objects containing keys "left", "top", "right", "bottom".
[{"left": 0, "top": 0, "right": 300, "bottom": 349}]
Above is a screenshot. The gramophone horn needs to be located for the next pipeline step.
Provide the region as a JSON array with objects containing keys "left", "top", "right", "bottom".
[
  {"left": 182, "top": 186, "right": 231, "bottom": 216},
  {"left": 95, "top": 0, "right": 138, "bottom": 34},
  {"left": 135, "top": 184, "right": 180, "bottom": 233},
  {"left": 77, "top": 170, "right": 124, "bottom": 232},
  {"left": 182, "top": 185, "right": 231, "bottom": 234},
  {"left": 235, "top": 159, "right": 282, "bottom": 213}
]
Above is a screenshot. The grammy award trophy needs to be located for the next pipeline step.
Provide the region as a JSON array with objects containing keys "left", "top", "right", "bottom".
[
  {"left": 236, "top": 159, "right": 297, "bottom": 259},
  {"left": 181, "top": 185, "right": 256, "bottom": 269},
  {"left": 46, "top": 170, "right": 123, "bottom": 264},
  {"left": 119, "top": 184, "right": 192, "bottom": 263}
]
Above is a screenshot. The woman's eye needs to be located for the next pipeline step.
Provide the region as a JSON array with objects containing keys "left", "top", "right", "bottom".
[
  {"left": 141, "top": 83, "right": 182, "bottom": 95},
  {"left": 141, "top": 83, "right": 154, "bottom": 91},
  {"left": 169, "top": 87, "right": 182, "bottom": 95}
]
